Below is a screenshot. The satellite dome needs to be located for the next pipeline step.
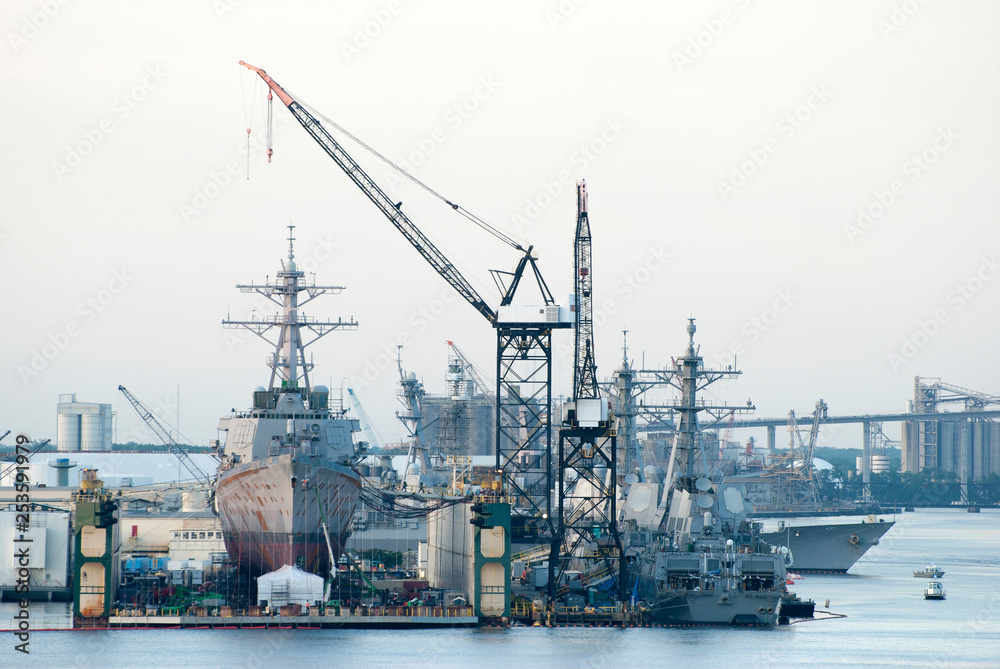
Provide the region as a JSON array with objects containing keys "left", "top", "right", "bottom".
[
  {"left": 644, "top": 465, "right": 664, "bottom": 482},
  {"left": 313, "top": 385, "right": 329, "bottom": 394},
  {"left": 253, "top": 386, "right": 267, "bottom": 393}
]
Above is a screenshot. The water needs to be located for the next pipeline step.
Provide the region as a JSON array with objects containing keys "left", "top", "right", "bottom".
[{"left": 2, "top": 508, "right": 998, "bottom": 668}]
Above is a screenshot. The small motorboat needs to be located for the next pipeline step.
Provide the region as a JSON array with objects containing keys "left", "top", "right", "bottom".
[
  {"left": 924, "top": 581, "right": 946, "bottom": 600},
  {"left": 914, "top": 564, "right": 945, "bottom": 578}
]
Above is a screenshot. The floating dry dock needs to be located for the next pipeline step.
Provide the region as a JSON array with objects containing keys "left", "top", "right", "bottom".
[{"left": 106, "top": 605, "right": 477, "bottom": 629}]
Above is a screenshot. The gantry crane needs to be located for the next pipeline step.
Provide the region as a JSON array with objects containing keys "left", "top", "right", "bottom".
[
  {"left": 239, "top": 62, "right": 573, "bottom": 524},
  {"left": 118, "top": 385, "right": 213, "bottom": 487}
]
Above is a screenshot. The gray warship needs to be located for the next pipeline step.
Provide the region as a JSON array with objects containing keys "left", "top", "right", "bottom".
[
  {"left": 629, "top": 320, "right": 790, "bottom": 626},
  {"left": 214, "top": 227, "right": 363, "bottom": 578},
  {"left": 760, "top": 518, "right": 893, "bottom": 573}
]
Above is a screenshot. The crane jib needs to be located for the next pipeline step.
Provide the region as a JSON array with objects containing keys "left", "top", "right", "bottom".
[{"left": 280, "top": 101, "right": 499, "bottom": 324}]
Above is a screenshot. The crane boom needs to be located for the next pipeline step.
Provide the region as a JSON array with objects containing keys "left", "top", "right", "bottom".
[
  {"left": 347, "top": 387, "right": 385, "bottom": 451},
  {"left": 238, "top": 61, "right": 498, "bottom": 323},
  {"left": 117, "top": 385, "right": 212, "bottom": 486}
]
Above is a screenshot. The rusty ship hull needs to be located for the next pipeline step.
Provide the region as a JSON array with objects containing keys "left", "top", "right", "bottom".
[{"left": 215, "top": 454, "right": 361, "bottom": 576}]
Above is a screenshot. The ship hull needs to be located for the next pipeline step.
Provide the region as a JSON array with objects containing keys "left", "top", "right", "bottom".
[
  {"left": 215, "top": 453, "right": 361, "bottom": 577},
  {"left": 641, "top": 588, "right": 782, "bottom": 626},
  {"left": 762, "top": 520, "right": 894, "bottom": 573}
]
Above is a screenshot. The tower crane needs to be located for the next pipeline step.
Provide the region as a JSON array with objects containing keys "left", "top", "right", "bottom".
[
  {"left": 239, "top": 62, "right": 573, "bottom": 523},
  {"left": 117, "top": 385, "right": 213, "bottom": 487}
]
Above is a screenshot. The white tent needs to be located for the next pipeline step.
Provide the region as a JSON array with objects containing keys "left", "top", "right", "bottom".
[{"left": 256, "top": 564, "right": 324, "bottom": 607}]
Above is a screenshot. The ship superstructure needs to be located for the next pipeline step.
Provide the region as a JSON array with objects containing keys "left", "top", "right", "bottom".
[
  {"left": 214, "top": 227, "right": 361, "bottom": 577},
  {"left": 629, "top": 320, "right": 789, "bottom": 626}
]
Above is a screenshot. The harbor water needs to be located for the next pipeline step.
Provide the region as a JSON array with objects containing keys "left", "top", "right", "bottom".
[{"left": 3, "top": 508, "right": 998, "bottom": 668}]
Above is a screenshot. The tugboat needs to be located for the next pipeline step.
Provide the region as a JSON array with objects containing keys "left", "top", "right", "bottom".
[
  {"left": 631, "top": 320, "right": 790, "bottom": 626},
  {"left": 214, "top": 227, "right": 363, "bottom": 578}
]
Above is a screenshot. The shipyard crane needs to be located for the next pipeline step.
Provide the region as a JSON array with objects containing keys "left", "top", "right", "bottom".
[
  {"left": 553, "top": 180, "right": 624, "bottom": 601},
  {"left": 239, "top": 62, "right": 572, "bottom": 523},
  {"left": 117, "top": 385, "right": 213, "bottom": 487},
  {"left": 347, "top": 388, "right": 385, "bottom": 451},
  {"left": 446, "top": 341, "right": 497, "bottom": 408}
]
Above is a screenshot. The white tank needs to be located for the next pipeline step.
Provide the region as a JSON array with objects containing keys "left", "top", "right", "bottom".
[
  {"left": 57, "top": 414, "right": 81, "bottom": 452},
  {"left": 80, "top": 413, "right": 104, "bottom": 452},
  {"left": 182, "top": 491, "right": 208, "bottom": 512}
]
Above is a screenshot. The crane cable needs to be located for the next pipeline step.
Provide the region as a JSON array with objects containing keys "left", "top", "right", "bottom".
[
  {"left": 289, "top": 91, "right": 527, "bottom": 253},
  {"left": 240, "top": 70, "right": 260, "bottom": 179}
]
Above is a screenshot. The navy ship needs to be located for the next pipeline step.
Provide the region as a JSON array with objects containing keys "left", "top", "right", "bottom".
[
  {"left": 214, "top": 227, "right": 362, "bottom": 577},
  {"left": 761, "top": 518, "right": 893, "bottom": 573},
  {"left": 630, "top": 321, "right": 789, "bottom": 626}
]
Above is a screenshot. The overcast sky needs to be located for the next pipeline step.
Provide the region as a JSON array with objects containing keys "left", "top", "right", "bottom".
[{"left": 3, "top": 1, "right": 998, "bottom": 450}]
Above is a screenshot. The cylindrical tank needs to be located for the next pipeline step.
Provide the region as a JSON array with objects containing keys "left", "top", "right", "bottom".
[
  {"left": 182, "top": 491, "right": 208, "bottom": 512},
  {"left": 80, "top": 413, "right": 104, "bottom": 452},
  {"left": 58, "top": 413, "right": 81, "bottom": 452},
  {"left": 870, "top": 454, "right": 890, "bottom": 474}
]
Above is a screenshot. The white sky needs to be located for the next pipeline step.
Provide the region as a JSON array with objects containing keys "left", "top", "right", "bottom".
[{"left": 3, "top": 1, "right": 998, "bottom": 449}]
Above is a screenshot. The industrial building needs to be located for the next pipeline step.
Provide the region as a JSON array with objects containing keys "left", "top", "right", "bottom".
[
  {"left": 57, "top": 393, "right": 113, "bottom": 452},
  {"left": 902, "top": 377, "right": 1000, "bottom": 480}
]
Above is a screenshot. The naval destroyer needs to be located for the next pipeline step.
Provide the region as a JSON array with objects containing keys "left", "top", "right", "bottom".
[
  {"left": 214, "top": 227, "right": 362, "bottom": 577},
  {"left": 629, "top": 321, "right": 790, "bottom": 626}
]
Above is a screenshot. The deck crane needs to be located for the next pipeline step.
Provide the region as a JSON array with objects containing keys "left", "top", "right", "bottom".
[
  {"left": 554, "top": 180, "right": 624, "bottom": 601},
  {"left": 239, "top": 62, "right": 573, "bottom": 524},
  {"left": 117, "top": 385, "right": 213, "bottom": 487}
]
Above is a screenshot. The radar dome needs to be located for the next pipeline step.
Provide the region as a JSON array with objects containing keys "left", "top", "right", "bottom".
[
  {"left": 253, "top": 386, "right": 267, "bottom": 393},
  {"left": 313, "top": 385, "right": 329, "bottom": 394},
  {"left": 644, "top": 465, "right": 664, "bottom": 482}
]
